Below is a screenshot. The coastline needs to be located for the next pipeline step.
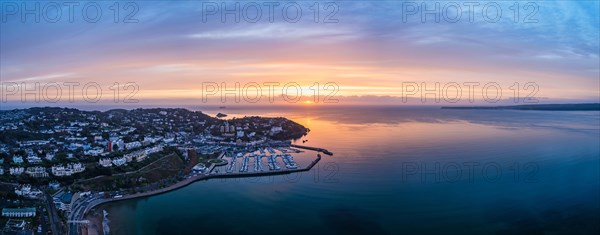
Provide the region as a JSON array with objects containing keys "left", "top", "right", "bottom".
[{"left": 72, "top": 148, "right": 328, "bottom": 235}]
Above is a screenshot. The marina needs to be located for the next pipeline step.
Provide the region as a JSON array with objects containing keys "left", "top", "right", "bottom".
[{"left": 217, "top": 145, "right": 309, "bottom": 174}]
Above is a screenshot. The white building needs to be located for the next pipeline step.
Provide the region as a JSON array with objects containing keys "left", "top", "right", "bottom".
[
  {"left": 48, "top": 181, "right": 61, "bottom": 190},
  {"left": 270, "top": 126, "right": 283, "bottom": 135},
  {"left": 112, "top": 157, "right": 126, "bottom": 166},
  {"left": 51, "top": 165, "right": 66, "bottom": 176},
  {"left": 14, "top": 185, "right": 42, "bottom": 198},
  {"left": 2, "top": 208, "right": 36, "bottom": 218},
  {"left": 25, "top": 167, "right": 48, "bottom": 178},
  {"left": 125, "top": 141, "right": 142, "bottom": 150},
  {"left": 71, "top": 163, "right": 85, "bottom": 173},
  {"left": 9, "top": 167, "right": 24, "bottom": 175},
  {"left": 45, "top": 153, "right": 55, "bottom": 161},
  {"left": 84, "top": 148, "right": 104, "bottom": 156},
  {"left": 99, "top": 158, "right": 112, "bottom": 167},
  {"left": 26, "top": 155, "right": 42, "bottom": 164},
  {"left": 51, "top": 163, "right": 85, "bottom": 177}
]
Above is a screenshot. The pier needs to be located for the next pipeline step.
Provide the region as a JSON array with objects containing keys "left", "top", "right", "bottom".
[{"left": 290, "top": 144, "right": 333, "bottom": 155}]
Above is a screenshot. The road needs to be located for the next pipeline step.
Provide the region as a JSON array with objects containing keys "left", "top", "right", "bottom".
[{"left": 44, "top": 191, "right": 63, "bottom": 235}]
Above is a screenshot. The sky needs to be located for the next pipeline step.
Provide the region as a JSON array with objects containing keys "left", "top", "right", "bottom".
[{"left": 1, "top": 0, "right": 599, "bottom": 107}]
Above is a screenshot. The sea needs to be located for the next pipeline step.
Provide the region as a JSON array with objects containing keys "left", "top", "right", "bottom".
[{"left": 92, "top": 105, "right": 599, "bottom": 235}]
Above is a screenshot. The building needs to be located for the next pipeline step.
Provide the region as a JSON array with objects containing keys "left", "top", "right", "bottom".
[
  {"left": 45, "top": 153, "right": 55, "bottom": 161},
  {"left": 51, "top": 165, "right": 66, "bottom": 176},
  {"left": 9, "top": 167, "right": 24, "bottom": 175},
  {"left": 4, "top": 219, "right": 27, "bottom": 231},
  {"left": 220, "top": 122, "right": 236, "bottom": 134},
  {"left": 15, "top": 185, "right": 43, "bottom": 198},
  {"left": 84, "top": 147, "right": 104, "bottom": 156},
  {"left": 124, "top": 141, "right": 142, "bottom": 150},
  {"left": 12, "top": 156, "right": 24, "bottom": 164},
  {"left": 25, "top": 167, "right": 49, "bottom": 178},
  {"left": 48, "top": 181, "right": 61, "bottom": 190},
  {"left": 112, "top": 157, "right": 126, "bottom": 166},
  {"left": 26, "top": 155, "right": 42, "bottom": 164},
  {"left": 54, "top": 193, "right": 73, "bottom": 211},
  {"left": 51, "top": 163, "right": 85, "bottom": 176},
  {"left": 1, "top": 208, "right": 36, "bottom": 218},
  {"left": 107, "top": 141, "right": 113, "bottom": 152},
  {"left": 270, "top": 126, "right": 283, "bottom": 135},
  {"left": 99, "top": 158, "right": 112, "bottom": 167}
]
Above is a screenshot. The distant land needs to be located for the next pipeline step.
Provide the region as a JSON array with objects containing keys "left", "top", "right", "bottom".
[{"left": 441, "top": 103, "right": 600, "bottom": 111}]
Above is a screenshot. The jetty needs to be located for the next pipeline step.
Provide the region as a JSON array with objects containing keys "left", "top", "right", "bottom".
[{"left": 290, "top": 144, "right": 333, "bottom": 155}]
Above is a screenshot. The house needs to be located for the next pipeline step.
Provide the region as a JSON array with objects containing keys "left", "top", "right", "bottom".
[
  {"left": 112, "top": 157, "right": 126, "bottom": 166},
  {"left": 270, "top": 126, "right": 283, "bottom": 135},
  {"left": 25, "top": 167, "right": 49, "bottom": 178},
  {"left": 124, "top": 141, "right": 142, "bottom": 150},
  {"left": 71, "top": 163, "right": 85, "bottom": 173},
  {"left": 84, "top": 147, "right": 104, "bottom": 156},
  {"left": 99, "top": 158, "right": 112, "bottom": 167},
  {"left": 51, "top": 165, "right": 66, "bottom": 176},
  {"left": 12, "top": 156, "right": 24, "bottom": 164},
  {"left": 9, "top": 167, "right": 24, "bottom": 175},
  {"left": 45, "top": 153, "right": 55, "bottom": 161},
  {"left": 51, "top": 163, "right": 85, "bottom": 176},
  {"left": 14, "top": 185, "right": 43, "bottom": 198},
  {"left": 48, "top": 181, "right": 61, "bottom": 190},
  {"left": 26, "top": 155, "right": 42, "bottom": 164}
]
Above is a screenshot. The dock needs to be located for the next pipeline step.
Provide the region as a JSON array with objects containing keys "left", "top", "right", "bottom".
[{"left": 209, "top": 154, "right": 321, "bottom": 178}]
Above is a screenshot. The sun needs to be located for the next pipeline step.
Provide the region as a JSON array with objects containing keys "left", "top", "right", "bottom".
[{"left": 302, "top": 100, "right": 314, "bottom": 105}]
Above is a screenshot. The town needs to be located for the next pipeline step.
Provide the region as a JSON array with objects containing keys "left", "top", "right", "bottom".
[{"left": 0, "top": 107, "right": 315, "bottom": 235}]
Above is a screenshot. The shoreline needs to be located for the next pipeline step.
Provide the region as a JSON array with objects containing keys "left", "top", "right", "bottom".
[
  {"left": 84, "top": 154, "right": 321, "bottom": 213},
  {"left": 72, "top": 149, "right": 327, "bottom": 234}
]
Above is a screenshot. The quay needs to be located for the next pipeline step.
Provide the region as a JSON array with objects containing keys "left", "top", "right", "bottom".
[{"left": 290, "top": 144, "right": 333, "bottom": 155}]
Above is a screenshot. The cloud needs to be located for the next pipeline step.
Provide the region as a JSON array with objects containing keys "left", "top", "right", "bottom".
[
  {"left": 188, "top": 23, "right": 358, "bottom": 41},
  {"left": 8, "top": 73, "right": 75, "bottom": 82}
]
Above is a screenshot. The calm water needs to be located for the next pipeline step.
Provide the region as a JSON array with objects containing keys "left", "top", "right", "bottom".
[{"left": 100, "top": 106, "right": 600, "bottom": 235}]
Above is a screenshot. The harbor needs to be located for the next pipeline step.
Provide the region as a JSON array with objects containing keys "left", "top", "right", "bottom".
[{"left": 70, "top": 145, "right": 330, "bottom": 235}]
